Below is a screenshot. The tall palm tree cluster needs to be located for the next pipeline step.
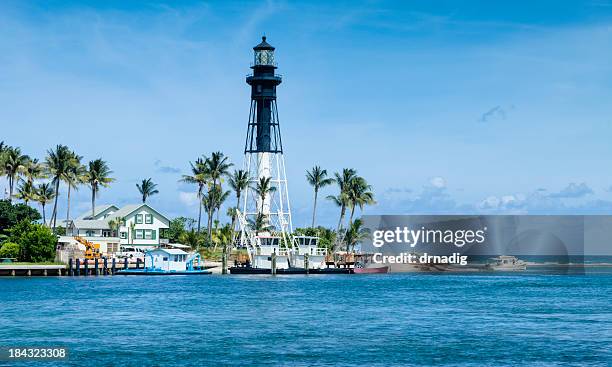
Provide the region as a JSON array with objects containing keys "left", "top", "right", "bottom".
[
  {"left": 180, "top": 151, "right": 234, "bottom": 245},
  {"left": 0, "top": 142, "right": 114, "bottom": 229},
  {"left": 306, "top": 166, "right": 375, "bottom": 251}
]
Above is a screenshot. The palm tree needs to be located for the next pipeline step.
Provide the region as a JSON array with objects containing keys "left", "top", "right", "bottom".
[
  {"left": 65, "top": 152, "right": 86, "bottom": 226},
  {"left": 214, "top": 188, "right": 230, "bottom": 223},
  {"left": 14, "top": 180, "right": 36, "bottom": 206},
  {"left": 327, "top": 168, "right": 356, "bottom": 232},
  {"left": 180, "top": 158, "right": 208, "bottom": 233},
  {"left": 129, "top": 222, "right": 136, "bottom": 244},
  {"left": 248, "top": 213, "right": 273, "bottom": 235},
  {"left": 24, "top": 158, "right": 46, "bottom": 185},
  {"left": 253, "top": 176, "right": 276, "bottom": 215},
  {"left": 108, "top": 216, "right": 124, "bottom": 237},
  {"left": 203, "top": 152, "right": 233, "bottom": 243},
  {"left": 347, "top": 176, "right": 375, "bottom": 225},
  {"left": 344, "top": 218, "right": 369, "bottom": 252},
  {"left": 2, "top": 146, "right": 29, "bottom": 202},
  {"left": 35, "top": 182, "right": 55, "bottom": 226},
  {"left": 136, "top": 178, "right": 159, "bottom": 203},
  {"left": 45, "top": 145, "right": 72, "bottom": 228},
  {"left": 179, "top": 229, "right": 201, "bottom": 250},
  {"left": 86, "top": 159, "right": 114, "bottom": 218},
  {"left": 212, "top": 223, "right": 233, "bottom": 253},
  {"left": 306, "top": 166, "right": 333, "bottom": 228},
  {"left": 228, "top": 169, "right": 249, "bottom": 241}
]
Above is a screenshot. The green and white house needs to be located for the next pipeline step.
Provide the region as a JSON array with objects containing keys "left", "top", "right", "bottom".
[{"left": 59, "top": 203, "right": 171, "bottom": 255}]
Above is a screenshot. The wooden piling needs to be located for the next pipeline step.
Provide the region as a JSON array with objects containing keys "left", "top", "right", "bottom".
[
  {"left": 76, "top": 259, "right": 80, "bottom": 276},
  {"left": 112, "top": 258, "right": 116, "bottom": 275},
  {"left": 68, "top": 258, "right": 73, "bottom": 276},
  {"left": 94, "top": 258, "right": 99, "bottom": 276},
  {"left": 84, "top": 260, "right": 89, "bottom": 276},
  {"left": 124, "top": 257, "right": 128, "bottom": 270},
  {"left": 27, "top": 269, "right": 31, "bottom": 277},
  {"left": 304, "top": 253, "right": 309, "bottom": 275},
  {"left": 271, "top": 251, "right": 277, "bottom": 275},
  {"left": 103, "top": 258, "right": 108, "bottom": 275},
  {"left": 43, "top": 269, "right": 48, "bottom": 276},
  {"left": 222, "top": 246, "right": 228, "bottom": 275}
]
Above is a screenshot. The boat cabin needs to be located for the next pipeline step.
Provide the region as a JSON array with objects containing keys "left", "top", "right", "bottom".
[
  {"left": 250, "top": 234, "right": 290, "bottom": 269},
  {"left": 145, "top": 248, "right": 189, "bottom": 272},
  {"left": 292, "top": 235, "right": 327, "bottom": 269}
]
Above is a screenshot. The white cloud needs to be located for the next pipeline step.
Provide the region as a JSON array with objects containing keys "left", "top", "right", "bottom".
[
  {"left": 178, "top": 191, "right": 199, "bottom": 207},
  {"left": 429, "top": 176, "right": 446, "bottom": 189},
  {"left": 549, "top": 182, "right": 593, "bottom": 198}
]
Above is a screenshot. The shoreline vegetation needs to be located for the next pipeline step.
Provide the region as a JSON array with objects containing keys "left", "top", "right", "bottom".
[{"left": 0, "top": 142, "right": 375, "bottom": 264}]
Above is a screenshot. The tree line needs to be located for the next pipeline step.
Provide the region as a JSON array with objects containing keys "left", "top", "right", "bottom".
[
  {"left": 0, "top": 141, "right": 164, "bottom": 230},
  {"left": 178, "top": 152, "right": 376, "bottom": 252},
  {"left": 2, "top": 140, "right": 375, "bottom": 253}
]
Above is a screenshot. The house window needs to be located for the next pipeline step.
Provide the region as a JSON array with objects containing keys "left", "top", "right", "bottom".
[
  {"left": 145, "top": 214, "right": 153, "bottom": 224},
  {"left": 163, "top": 257, "right": 168, "bottom": 261},
  {"left": 102, "top": 230, "right": 111, "bottom": 237},
  {"left": 135, "top": 229, "right": 144, "bottom": 239},
  {"left": 86, "top": 230, "right": 94, "bottom": 237},
  {"left": 144, "top": 230, "right": 157, "bottom": 240},
  {"left": 107, "top": 243, "right": 119, "bottom": 253},
  {"left": 120, "top": 231, "right": 127, "bottom": 239},
  {"left": 135, "top": 214, "right": 143, "bottom": 224}
]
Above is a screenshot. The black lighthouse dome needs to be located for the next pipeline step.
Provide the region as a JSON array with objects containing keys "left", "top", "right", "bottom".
[
  {"left": 253, "top": 36, "right": 276, "bottom": 66},
  {"left": 254, "top": 36, "right": 275, "bottom": 51}
]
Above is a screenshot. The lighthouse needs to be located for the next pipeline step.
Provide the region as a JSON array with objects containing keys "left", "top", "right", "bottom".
[{"left": 241, "top": 36, "right": 292, "bottom": 235}]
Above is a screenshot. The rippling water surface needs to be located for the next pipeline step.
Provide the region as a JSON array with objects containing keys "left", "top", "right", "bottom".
[{"left": 1, "top": 272, "right": 611, "bottom": 366}]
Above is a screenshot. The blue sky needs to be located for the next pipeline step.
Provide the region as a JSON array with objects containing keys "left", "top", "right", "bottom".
[{"left": 1, "top": 0, "right": 612, "bottom": 232}]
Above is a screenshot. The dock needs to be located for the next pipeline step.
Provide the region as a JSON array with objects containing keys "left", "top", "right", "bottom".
[
  {"left": 0, "top": 264, "right": 65, "bottom": 276},
  {"left": 0, "top": 258, "right": 145, "bottom": 277}
]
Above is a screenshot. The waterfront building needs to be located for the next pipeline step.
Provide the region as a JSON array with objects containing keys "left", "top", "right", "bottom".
[{"left": 57, "top": 203, "right": 170, "bottom": 256}]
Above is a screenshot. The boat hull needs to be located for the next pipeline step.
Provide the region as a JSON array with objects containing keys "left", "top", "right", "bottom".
[
  {"left": 353, "top": 266, "right": 389, "bottom": 274},
  {"left": 116, "top": 269, "right": 212, "bottom": 275},
  {"left": 229, "top": 267, "right": 352, "bottom": 275}
]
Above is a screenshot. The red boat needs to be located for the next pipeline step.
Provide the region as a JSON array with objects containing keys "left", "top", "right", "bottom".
[
  {"left": 353, "top": 254, "right": 389, "bottom": 274},
  {"left": 353, "top": 266, "right": 389, "bottom": 274}
]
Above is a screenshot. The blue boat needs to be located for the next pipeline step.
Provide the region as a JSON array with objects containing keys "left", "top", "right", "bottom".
[{"left": 117, "top": 248, "right": 211, "bottom": 275}]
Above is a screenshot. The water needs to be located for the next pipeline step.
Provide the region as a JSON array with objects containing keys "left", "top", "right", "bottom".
[{"left": 1, "top": 272, "right": 611, "bottom": 366}]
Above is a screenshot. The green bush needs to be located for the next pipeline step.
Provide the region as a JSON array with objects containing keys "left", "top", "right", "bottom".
[
  {"left": 0, "top": 242, "right": 20, "bottom": 258},
  {"left": 9, "top": 220, "right": 57, "bottom": 262},
  {"left": 0, "top": 199, "right": 41, "bottom": 235}
]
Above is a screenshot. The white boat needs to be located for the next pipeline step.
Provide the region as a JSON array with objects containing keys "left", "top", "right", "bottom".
[
  {"left": 292, "top": 235, "right": 327, "bottom": 269},
  {"left": 486, "top": 256, "right": 527, "bottom": 271},
  {"left": 250, "top": 234, "right": 292, "bottom": 270}
]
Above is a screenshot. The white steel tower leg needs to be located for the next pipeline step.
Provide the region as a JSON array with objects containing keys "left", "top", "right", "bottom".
[{"left": 257, "top": 152, "right": 271, "bottom": 216}]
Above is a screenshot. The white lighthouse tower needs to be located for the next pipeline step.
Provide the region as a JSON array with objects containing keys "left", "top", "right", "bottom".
[{"left": 241, "top": 36, "right": 292, "bottom": 238}]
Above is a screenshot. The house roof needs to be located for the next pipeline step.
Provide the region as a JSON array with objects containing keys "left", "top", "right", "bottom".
[
  {"left": 148, "top": 248, "right": 188, "bottom": 255},
  {"left": 106, "top": 204, "right": 170, "bottom": 225},
  {"left": 75, "top": 204, "right": 119, "bottom": 220},
  {"left": 72, "top": 203, "right": 170, "bottom": 230},
  {"left": 166, "top": 243, "right": 191, "bottom": 249},
  {"left": 72, "top": 219, "right": 110, "bottom": 230}
]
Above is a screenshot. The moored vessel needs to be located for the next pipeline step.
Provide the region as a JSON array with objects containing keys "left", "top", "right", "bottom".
[{"left": 485, "top": 255, "right": 527, "bottom": 271}]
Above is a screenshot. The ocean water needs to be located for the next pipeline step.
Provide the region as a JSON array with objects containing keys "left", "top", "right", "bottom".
[{"left": 1, "top": 272, "right": 611, "bottom": 366}]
